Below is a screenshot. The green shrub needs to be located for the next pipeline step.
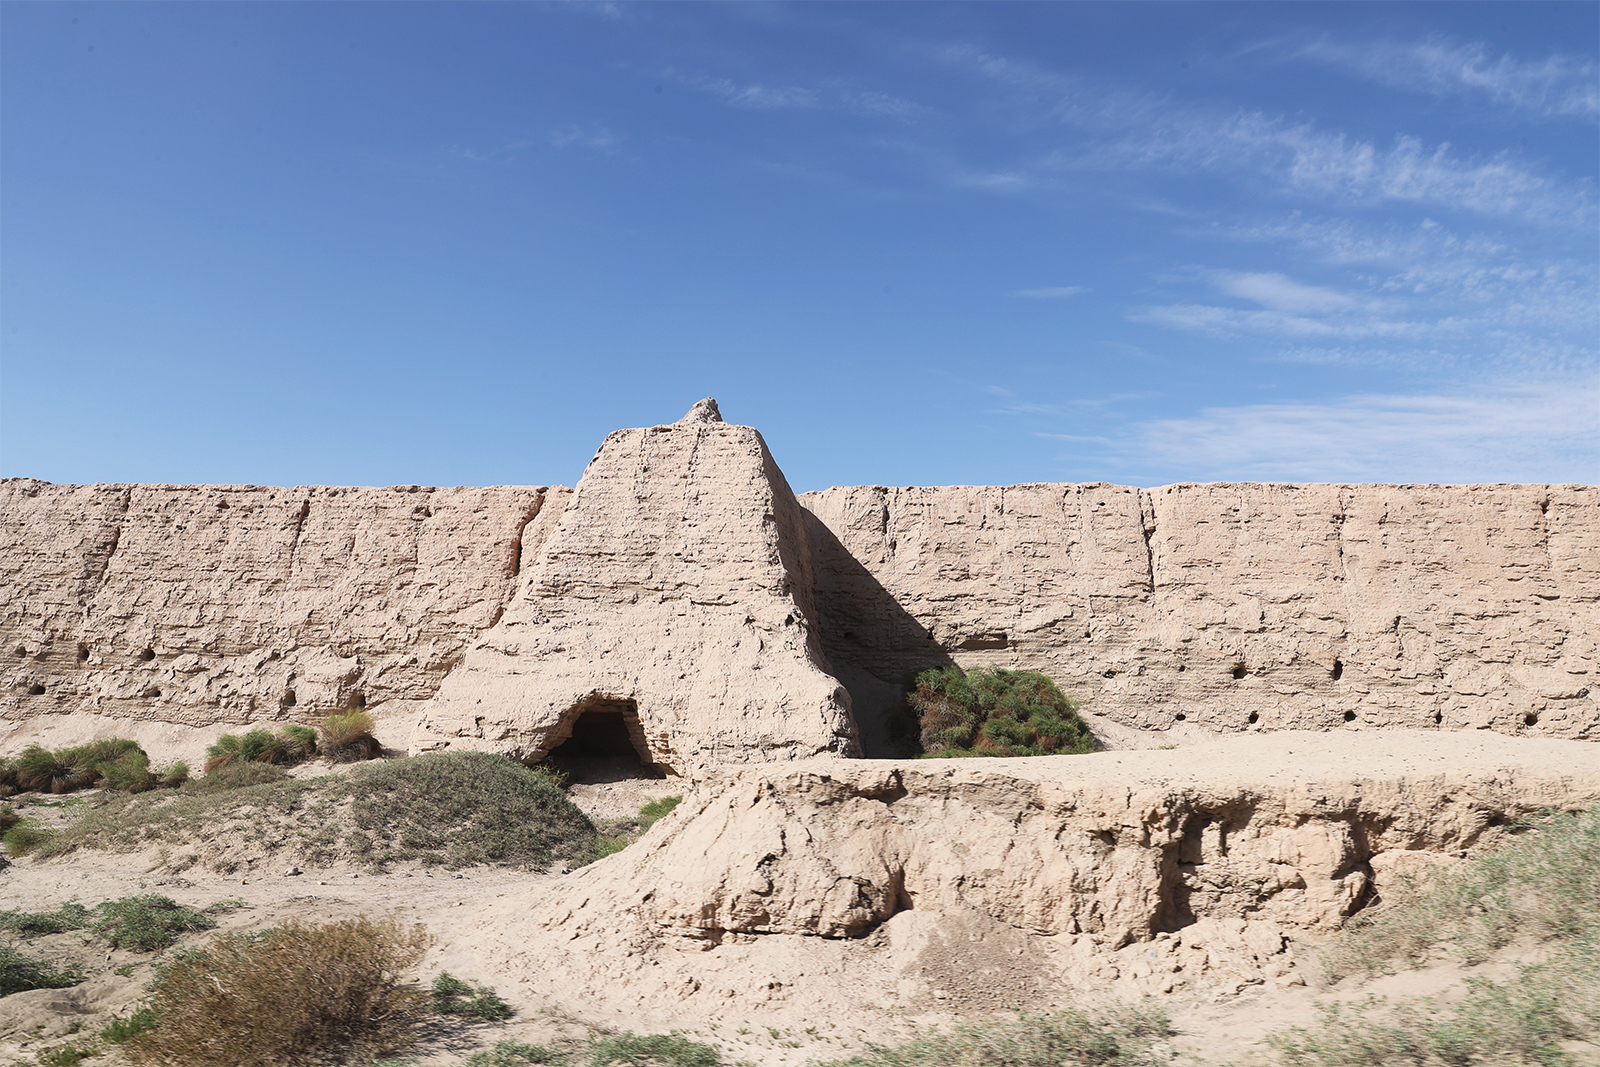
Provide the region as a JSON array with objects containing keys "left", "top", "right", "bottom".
[
  {"left": 338, "top": 751, "right": 596, "bottom": 868},
  {"left": 280, "top": 724, "right": 318, "bottom": 760},
  {"left": 465, "top": 1040, "right": 565, "bottom": 1066},
  {"left": 124, "top": 916, "right": 431, "bottom": 1067},
  {"left": 431, "top": 972, "right": 513, "bottom": 1020},
  {"left": 34, "top": 1042, "right": 95, "bottom": 1067},
  {"left": 320, "top": 709, "right": 381, "bottom": 762},
  {"left": 907, "top": 666, "right": 1097, "bottom": 758},
  {"left": 584, "top": 1033, "right": 721, "bottom": 1067},
  {"left": 0, "top": 756, "right": 17, "bottom": 796},
  {"left": 0, "top": 944, "right": 84, "bottom": 996},
  {"left": 0, "top": 900, "right": 91, "bottom": 936},
  {"left": 158, "top": 761, "right": 190, "bottom": 788},
  {"left": 6, "top": 738, "right": 161, "bottom": 795},
  {"left": 814, "top": 1006, "right": 1170, "bottom": 1066},
  {"left": 3, "top": 815, "right": 59, "bottom": 856},
  {"left": 0, "top": 801, "right": 20, "bottom": 831},
  {"left": 103, "top": 1008, "right": 161, "bottom": 1043},
  {"left": 92, "top": 894, "right": 216, "bottom": 951},
  {"left": 204, "top": 729, "right": 280, "bottom": 772}
]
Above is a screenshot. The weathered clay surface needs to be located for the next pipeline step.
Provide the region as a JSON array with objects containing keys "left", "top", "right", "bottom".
[
  {"left": 801, "top": 482, "right": 1600, "bottom": 749},
  {"left": 409, "top": 409, "right": 859, "bottom": 772},
  {"left": 506, "top": 730, "right": 1600, "bottom": 1017},
  {"left": 0, "top": 479, "right": 553, "bottom": 730}
]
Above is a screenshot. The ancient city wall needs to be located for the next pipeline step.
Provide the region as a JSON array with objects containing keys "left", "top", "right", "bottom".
[
  {"left": 0, "top": 478, "right": 557, "bottom": 731},
  {"left": 801, "top": 482, "right": 1600, "bottom": 747},
  {"left": 4, "top": 425, "right": 1596, "bottom": 753}
]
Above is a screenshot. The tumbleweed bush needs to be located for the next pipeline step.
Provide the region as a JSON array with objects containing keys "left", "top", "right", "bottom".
[{"left": 125, "top": 915, "right": 432, "bottom": 1067}]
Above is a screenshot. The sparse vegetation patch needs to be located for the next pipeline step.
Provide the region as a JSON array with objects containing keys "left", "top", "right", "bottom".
[
  {"left": 27, "top": 750, "right": 596, "bottom": 872},
  {"left": 813, "top": 1005, "right": 1171, "bottom": 1066}
]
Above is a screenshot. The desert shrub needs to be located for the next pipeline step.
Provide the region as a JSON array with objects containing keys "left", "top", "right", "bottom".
[
  {"left": 337, "top": 751, "right": 596, "bottom": 868},
  {"left": 0, "top": 944, "right": 84, "bottom": 996},
  {"left": 465, "top": 1040, "right": 564, "bottom": 1066},
  {"left": 158, "top": 761, "right": 190, "bottom": 788},
  {"left": 202, "top": 724, "right": 323, "bottom": 773},
  {"left": 908, "top": 666, "right": 1097, "bottom": 758},
  {"left": 815, "top": 1006, "right": 1170, "bottom": 1066},
  {"left": 320, "top": 709, "right": 381, "bottom": 762},
  {"left": 0, "top": 900, "right": 91, "bottom": 936},
  {"left": 102, "top": 1007, "right": 161, "bottom": 1043},
  {"left": 92, "top": 894, "right": 215, "bottom": 951},
  {"left": 185, "top": 760, "right": 289, "bottom": 793},
  {"left": 0, "top": 801, "right": 18, "bottom": 831},
  {"left": 280, "top": 723, "right": 318, "bottom": 760},
  {"left": 585, "top": 1034, "right": 721, "bottom": 1067},
  {"left": 7, "top": 738, "right": 163, "bottom": 795},
  {"left": 3, "top": 815, "right": 59, "bottom": 856},
  {"left": 431, "top": 972, "right": 514, "bottom": 1020},
  {"left": 0, "top": 756, "right": 17, "bottom": 796},
  {"left": 33, "top": 1042, "right": 96, "bottom": 1067},
  {"left": 124, "top": 915, "right": 431, "bottom": 1067}
]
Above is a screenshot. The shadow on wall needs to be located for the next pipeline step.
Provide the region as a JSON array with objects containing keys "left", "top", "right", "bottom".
[{"left": 802, "top": 512, "right": 954, "bottom": 759}]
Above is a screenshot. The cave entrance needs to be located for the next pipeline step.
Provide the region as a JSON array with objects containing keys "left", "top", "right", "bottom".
[{"left": 541, "top": 697, "right": 663, "bottom": 783}]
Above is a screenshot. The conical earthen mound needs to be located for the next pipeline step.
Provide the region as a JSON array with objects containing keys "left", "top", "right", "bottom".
[{"left": 411, "top": 403, "right": 859, "bottom": 772}]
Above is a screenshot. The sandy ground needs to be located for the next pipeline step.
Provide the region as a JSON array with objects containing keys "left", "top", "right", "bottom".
[{"left": 3, "top": 736, "right": 1598, "bottom": 1066}]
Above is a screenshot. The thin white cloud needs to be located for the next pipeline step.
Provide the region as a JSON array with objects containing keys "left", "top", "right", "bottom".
[
  {"left": 1208, "top": 270, "right": 1358, "bottom": 314},
  {"left": 1083, "top": 115, "right": 1587, "bottom": 226},
  {"left": 1131, "top": 376, "right": 1600, "bottom": 483},
  {"left": 695, "top": 76, "right": 819, "bottom": 109},
  {"left": 549, "top": 125, "right": 619, "bottom": 152},
  {"left": 1015, "top": 286, "right": 1086, "bottom": 299},
  {"left": 1297, "top": 36, "right": 1600, "bottom": 119}
]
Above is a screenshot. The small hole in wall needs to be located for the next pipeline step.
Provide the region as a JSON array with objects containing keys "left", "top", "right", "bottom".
[
  {"left": 1434, "top": 710, "right": 1443, "bottom": 725},
  {"left": 140, "top": 648, "right": 155, "bottom": 662},
  {"left": 141, "top": 687, "right": 161, "bottom": 699},
  {"left": 27, "top": 684, "right": 46, "bottom": 695},
  {"left": 14, "top": 646, "right": 26, "bottom": 657},
  {"left": 1102, "top": 669, "right": 1118, "bottom": 678},
  {"left": 1343, "top": 710, "right": 1357, "bottom": 722},
  {"left": 346, "top": 692, "right": 366, "bottom": 709},
  {"left": 1331, "top": 660, "right": 1344, "bottom": 681},
  {"left": 1176, "top": 664, "right": 1186, "bottom": 673},
  {"left": 217, "top": 499, "right": 229, "bottom": 510},
  {"left": 1247, "top": 712, "right": 1259, "bottom": 724},
  {"left": 282, "top": 690, "right": 297, "bottom": 707},
  {"left": 1524, "top": 713, "right": 1539, "bottom": 727},
  {"left": 1231, "top": 665, "right": 1246, "bottom": 680},
  {"left": 1174, "top": 713, "right": 1187, "bottom": 722},
  {"left": 77, "top": 644, "right": 89, "bottom": 662}
]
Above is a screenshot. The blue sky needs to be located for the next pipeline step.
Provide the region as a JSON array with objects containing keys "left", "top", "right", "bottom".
[{"left": 2, "top": 2, "right": 1595, "bottom": 491}]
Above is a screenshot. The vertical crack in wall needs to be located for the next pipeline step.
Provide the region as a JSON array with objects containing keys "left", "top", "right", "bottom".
[
  {"left": 82, "top": 486, "right": 133, "bottom": 624},
  {"left": 1137, "top": 489, "right": 1158, "bottom": 597},
  {"left": 287, "top": 497, "right": 312, "bottom": 573}
]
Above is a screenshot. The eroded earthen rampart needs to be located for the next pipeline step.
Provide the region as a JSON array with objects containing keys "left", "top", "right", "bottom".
[{"left": 3, "top": 408, "right": 1596, "bottom": 756}]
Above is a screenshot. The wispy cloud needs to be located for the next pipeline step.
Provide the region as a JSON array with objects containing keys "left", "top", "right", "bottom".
[
  {"left": 691, "top": 76, "right": 820, "bottom": 110},
  {"left": 549, "top": 125, "right": 619, "bottom": 152},
  {"left": 1015, "top": 286, "right": 1086, "bottom": 299},
  {"left": 1295, "top": 36, "right": 1600, "bottom": 119},
  {"left": 1129, "top": 376, "right": 1600, "bottom": 482}
]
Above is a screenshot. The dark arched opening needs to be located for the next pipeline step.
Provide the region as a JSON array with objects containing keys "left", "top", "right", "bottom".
[{"left": 541, "top": 696, "right": 664, "bottom": 782}]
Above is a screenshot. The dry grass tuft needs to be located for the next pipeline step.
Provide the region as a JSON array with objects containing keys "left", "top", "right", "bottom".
[
  {"left": 125, "top": 915, "right": 431, "bottom": 1067},
  {"left": 320, "top": 709, "right": 380, "bottom": 762}
]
